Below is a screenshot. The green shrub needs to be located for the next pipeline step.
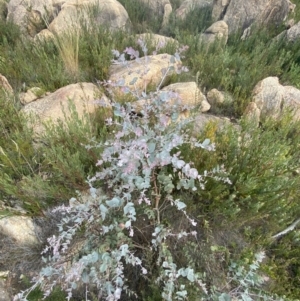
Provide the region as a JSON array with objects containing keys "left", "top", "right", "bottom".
[
  {"left": 0, "top": 7, "right": 129, "bottom": 91},
  {"left": 0, "top": 93, "right": 42, "bottom": 213},
  {"left": 0, "top": 19, "right": 21, "bottom": 47},
  {"left": 0, "top": 93, "right": 110, "bottom": 215},
  {"left": 188, "top": 26, "right": 300, "bottom": 117},
  {"left": 292, "top": 0, "right": 300, "bottom": 22},
  {"left": 178, "top": 114, "right": 300, "bottom": 299},
  {"left": 181, "top": 115, "right": 300, "bottom": 230},
  {"left": 266, "top": 231, "right": 300, "bottom": 299},
  {"left": 0, "top": 36, "right": 70, "bottom": 91}
]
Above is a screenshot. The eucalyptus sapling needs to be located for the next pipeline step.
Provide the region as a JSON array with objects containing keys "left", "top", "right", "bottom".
[{"left": 15, "top": 40, "right": 229, "bottom": 301}]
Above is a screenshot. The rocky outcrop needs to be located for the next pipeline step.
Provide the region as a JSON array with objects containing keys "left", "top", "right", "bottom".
[
  {"left": 162, "top": 2, "right": 172, "bottom": 29},
  {"left": 48, "top": 0, "right": 129, "bottom": 35},
  {"left": 22, "top": 82, "right": 109, "bottom": 134},
  {"left": 248, "top": 77, "right": 300, "bottom": 122},
  {"left": 212, "top": 0, "right": 230, "bottom": 21},
  {"left": 109, "top": 53, "right": 183, "bottom": 97},
  {"left": 7, "top": 0, "right": 53, "bottom": 36},
  {"left": 19, "top": 87, "right": 46, "bottom": 105},
  {"left": 162, "top": 82, "right": 210, "bottom": 112},
  {"left": 7, "top": 0, "right": 129, "bottom": 37},
  {"left": 212, "top": 0, "right": 294, "bottom": 35},
  {"left": 243, "top": 102, "right": 261, "bottom": 126},
  {"left": 34, "top": 28, "right": 55, "bottom": 42},
  {"left": 277, "top": 21, "right": 300, "bottom": 42},
  {"left": 207, "top": 88, "right": 233, "bottom": 110},
  {"left": 175, "top": 0, "right": 214, "bottom": 20},
  {"left": 207, "top": 88, "right": 225, "bottom": 106},
  {"left": 200, "top": 20, "right": 228, "bottom": 46},
  {"left": 0, "top": 216, "right": 38, "bottom": 245},
  {"left": 132, "top": 82, "right": 210, "bottom": 115},
  {"left": 257, "top": 0, "right": 294, "bottom": 27},
  {"left": 193, "top": 113, "right": 231, "bottom": 133}
]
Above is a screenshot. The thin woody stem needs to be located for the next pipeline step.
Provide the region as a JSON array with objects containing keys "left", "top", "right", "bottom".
[{"left": 152, "top": 170, "right": 161, "bottom": 224}]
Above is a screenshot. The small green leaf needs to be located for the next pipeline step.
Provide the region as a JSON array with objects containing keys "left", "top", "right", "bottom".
[
  {"left": 219, "top": 293, "right": 231, "bottom": 301},
  {"left": 106, "top": 197, "right": 122, "bottom": 207},
  {"left": 99, "top": 204, "right": 108, "bottom": 219},
  {"left": 241, "top": 293, "right": 252, "bottom": 301},
  {"left": 148, "top": 142, "right": 156, "bottom": 153},
  {"left": 175, "top": 200, "right": 186, "bottom": 210},
  {"left": 124, "top": 202, "right": 136, "bottom": 216},
  {"left": 186, "top": 268, "right": 195, "bottom": 282},
  {"left": 202, "top": 138, "right": 210, "bottom": 147},
  {"left": 100, "top": 263, "right": 107, "bottom": 273},
  {"left": 81, "top": 272, "right": 89, "bottom": 284}
]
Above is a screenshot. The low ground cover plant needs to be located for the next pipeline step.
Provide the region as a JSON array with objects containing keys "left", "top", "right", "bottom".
[{"left": 0, "top": 93, "right": 111, "bottom": 215}]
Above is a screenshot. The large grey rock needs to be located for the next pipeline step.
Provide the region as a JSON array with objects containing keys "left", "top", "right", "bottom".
[
  {"left": 132, "top": 81, "right": 210, "bottom": 116},
  {"left": 175, "top": 0, "right": 213, "bottom": 20},
  {"left": 109, "top": 53, "right": 183, "bottom": 97},
  {"left": 211, "top": 0, "right": 230, "bottom": 21},
  {"left": 258, "top": 0, "right": 294, "bottom": 27},
  {"left": 162, "top": 82, "right": 210, "bottom": 112},
  {"left": 7, "top": 0, "right": 129, "bottom": 37},
  {"left": 251, "top": 77, "right": 300, "bottom": 122},
  {"left": 0, "top": 216, "right": 38, "bottom": 245},
  {"left": 207, "top": 88, "right": 233, "bottom": 110},
  {"left": 253, "top": 77, "right": 284, "bottom": 120},
  {"left": 207, "top": 88, "right": 225, "bottom": 106},
  {"left": 34, "top": 28, "right": 55, "bottom": 42},
  {"left": 200, "top": 20, "right": 228, "bottom": 45},
  {"left": 48, "top": 0, "right": 129, "bottom": 35},
  {"left": 225, "top": 0, "right": 265, "bottom": 36},
  {"left": 22, "top": 82, "right": 110, "bottom": 134},
  {"left": 193, "top": 113, "right": 231, "bottom": 133},
  {"left": 243, "top": 102, "right": 261, "bottom": 126},
  {"left": 277, "top": 21, "right": 300, "bottom": 42},
  {"left": 288, "top": 0, "right": 296, "bottom": 13},
  {"left": 162, "top": 3, "right": 172, "bottom": 29},
  {"left": 212, "top": 0, "right": 293, "bottom": 34},
  {"left": 286, "top": 20, "right": 300, "bottom": 41},
  {"left": 7, "top": 0, "right": 55, "bottom": 36},
  {"left": 19, "top": 87, "right": 45, "bottom": 105}
]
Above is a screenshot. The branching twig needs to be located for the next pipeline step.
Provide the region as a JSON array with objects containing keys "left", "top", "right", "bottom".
[{"left": 272, "top": 218, "right": 300, "bottom": 239}]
